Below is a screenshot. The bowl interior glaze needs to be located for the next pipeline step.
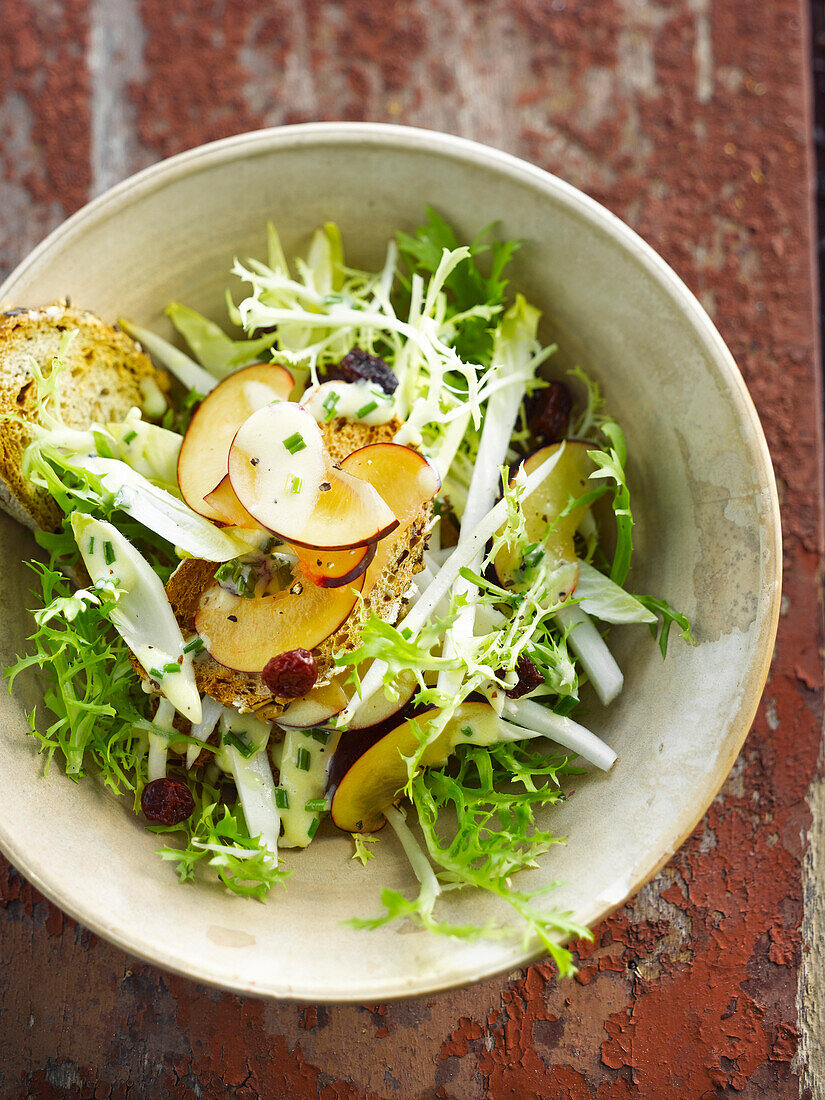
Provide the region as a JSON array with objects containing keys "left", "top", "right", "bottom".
[{"left": 0, "top": 124, "right": 780, "bottom": 1001}]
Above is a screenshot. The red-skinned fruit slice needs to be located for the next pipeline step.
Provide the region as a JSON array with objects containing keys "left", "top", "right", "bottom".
[
  {"left": 290, "top": 542, "right": 377, "bottom": 589},
  {"left": 204, "top": 474, "right": 261, "bottom": 528},
  {"left": 228, "top": 403, "right": 398, "bottom": 550},
  {"left": 205, "top": 474, "right": 376, "bottom": 588},
  {"left": 493, "top": 440, "right": 596, "bottom": 601},
  {"left": 344, "top": 665, "right": 417, "bottom": 730},
  {"left": 195, "top": 566, "right": 365, "bottom": 673},
  {"left": 339, "top": 443, "right": 441, "bottom": 594},
  {"left": 277, "top": 680, "right": 348, "bottom": 728},
  {"left": 280, "top": 667, "right": 417, "bottom": 733},
  {"left": 330, "top": 702, "right": 502, "bottom": 832},
  {"left": 177, "top": 363, "right": 293, "bottom": 521}
]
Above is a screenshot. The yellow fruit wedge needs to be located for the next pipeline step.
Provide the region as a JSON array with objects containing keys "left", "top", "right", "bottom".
[{"left": 330, "top": 701, "right": 502, "bottom": 832}]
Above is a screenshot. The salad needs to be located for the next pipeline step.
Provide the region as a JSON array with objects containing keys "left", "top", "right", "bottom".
[{"left": 5, "top": 210, "right": 690, "bottom": 976}]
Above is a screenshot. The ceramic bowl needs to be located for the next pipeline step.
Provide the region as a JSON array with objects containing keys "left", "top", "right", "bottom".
[{"left": 0, "top": 124, "right": 781, "bottom": 1001}]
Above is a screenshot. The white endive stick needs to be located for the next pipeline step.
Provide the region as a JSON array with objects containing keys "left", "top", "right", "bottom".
[
  {"left": 72, "top": 513, "right": 202, "bottom": 723},
  {"left": 120, "top": 319, "right": 218, "bottom": 394},
  {"left": 555, "top": 604, "right": 624, "bottom": 706},
  {"left": 501, "top": 697, "right": 617, "bottom": 771},
  {"left": 147, "top": 698, "right": 177, "bottom": 781},
  {"left": 219, "top": 710, "right": 280, "bottom": 864},
  {"left": 187, "top": 694, "right": 223, "bottom": 770}
]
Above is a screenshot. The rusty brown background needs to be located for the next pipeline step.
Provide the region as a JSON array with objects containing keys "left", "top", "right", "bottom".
[{"left": 0, "top": 1, "right": 822, "bottom": 1097}]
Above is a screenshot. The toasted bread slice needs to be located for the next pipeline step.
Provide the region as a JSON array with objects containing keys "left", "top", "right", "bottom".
[
  {"left": 165, "top": 418, "right": 431, "bottom": 714},
  {"left": 0, "top": 304, "right": 168, "bottom": 532},
  {"left": 320, "top": 415, "right": 399, "bottom": 462}
]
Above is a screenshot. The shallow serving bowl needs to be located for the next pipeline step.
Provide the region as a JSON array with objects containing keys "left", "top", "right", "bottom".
[{"left": 0, "top": 123, "right": 781, "bottom": 1001}]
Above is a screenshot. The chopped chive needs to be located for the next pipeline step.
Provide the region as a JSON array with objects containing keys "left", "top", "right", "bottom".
[
  {"left": 216, "top": 560, "right": 256, "bottom": 598},
  {"left": 162, "top": 661, "right": 181, "bottom": 675},
  {"left": 274, "top": 787, "right": 290, "bottom": 809},
  {"left": 296, "top": 746, "right": 310, "bottom": 771},
  {"left": 305, "top": 798, "right": 328, "bottom": 813},
  {"left": 183, "top": 637, "right": 205, "bottom": 654},
  {"left": 103, "top": 541, "right": 115, "bottom": 566},
  {"left": 517, "top": 543, "right": 545, "bottom": 579},
  {"left": 87, "top": 536, "right": 94, "bottom": 554},
  {"left": 288, "top": 475, "right": 303, "bottom": 494},
  {"left": 282, "top": 432, "right": 306, "bottom": 454},
  {"left": 461, "top": 725, "right": 474, "bottom": 738},
  {"left": 123, "top": 429, "right": 138, "bottom": 445},
  {"left": 356, "top": 400, "right": 378, "bottom": 419},
  {"left": 224, "top": 731, "right": 254, "bottom": 758},
  {"left": 148, "top": 667, "right": 163, "bottom": 680},
  {"left": 308, "top": 729, "right": 329, "bottom": 744},
  {"left": 307, "top": 817, "right": 320, "bottom": 839},
  {"left": 322, "top": 391, "right": 340, "bottom": 422}
]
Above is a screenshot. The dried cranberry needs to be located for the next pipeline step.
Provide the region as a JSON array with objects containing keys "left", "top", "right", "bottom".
[
  {"left": 325, "top": 346, "right": 398, "bottom": 395},
  {"left": 262, "top": 648, "right": 317, "bottom": 698},
  {"left": 502, "top": 656, "right": 545, "bottom": 699},
  {"left": 141, "top": 778, "right": 195, "bottom": 826},
  {"left": 524, "top": 381, "right": 573, "bottom": 444}
]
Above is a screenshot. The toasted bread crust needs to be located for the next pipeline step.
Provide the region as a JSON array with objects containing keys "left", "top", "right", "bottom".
[{"left": 0, "top": 304, "right": 168, "bottom": 531}]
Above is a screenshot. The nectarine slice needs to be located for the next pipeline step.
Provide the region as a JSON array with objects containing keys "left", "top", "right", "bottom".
[
  {"left": 177, "top": 363, "right": 293, "bottom": 521},
  {"left": 494, "top": 441, "right": 595, "bottom": 599},
  {"left": 344, "top": 665, "right": 417, "bottom": 730},
  {"left": 204, "top": 474, "right": 260, "bottom": 528},
  {"left": 195, "top": 566, "right": 365, "bottom": 673},
  {"left": 205, "top": 475, "right": 376, "bottom": 587},
  {"left": 289, "top": 542, "right": 377, "bottom": 589},
  {"left": 330, "top": 701, "right": 502, "bottom": 832},
  {"left": 340, "top": 443, "right": 440, "bottom": 594},
  {"left": 278, "top": 680, "right": 348, "bottom": 728},
  {"left": 228, "top": 404, "right": 398, "bottom": 550}
]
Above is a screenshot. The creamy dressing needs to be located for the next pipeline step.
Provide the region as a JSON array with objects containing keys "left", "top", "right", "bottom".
[
  {"left": 302, "top": 380, "right": 395, "bottom": 427},
  {"left": 229, "top": 403, "right": 326, "bottom": 533},
  {"left": 203, "top": 583, "right": 242, "bottom": 614}
]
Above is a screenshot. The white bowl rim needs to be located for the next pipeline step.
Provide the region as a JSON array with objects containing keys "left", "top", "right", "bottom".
[{"left": 0, "top": 122, "right": 782, "bottom": 1000}]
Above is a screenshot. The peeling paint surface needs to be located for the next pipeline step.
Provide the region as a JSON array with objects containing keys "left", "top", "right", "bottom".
[{"left": 0, "top": 1, "right": 820, "bottom": 1096}]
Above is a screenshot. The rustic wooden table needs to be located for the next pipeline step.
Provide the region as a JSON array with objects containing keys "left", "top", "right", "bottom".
[{"left": 1, "top": 2, "right": 822, "bottom": 1096}]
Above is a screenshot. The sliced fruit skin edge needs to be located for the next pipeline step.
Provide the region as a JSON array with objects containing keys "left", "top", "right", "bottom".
[
  {"left": 195, "top": 567, "right": 366, "bottom": 673},
  {"left": 329, "top": 702, "right": 500, "bottom": 833},
  {"left": 228, "top": 404, "right": 399, "bottom": 552},
  {"left": 278, "top": 680, "right": 348, "bottom": 727},
  {"left": 291, "top": 541, "right": 377, "bottom": 589},
  {"left": 204, "top": 474, "right": 261, "bottom": 528},
  {"left": 177, "top": 363, "right": 293, "bottom": 521}
]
